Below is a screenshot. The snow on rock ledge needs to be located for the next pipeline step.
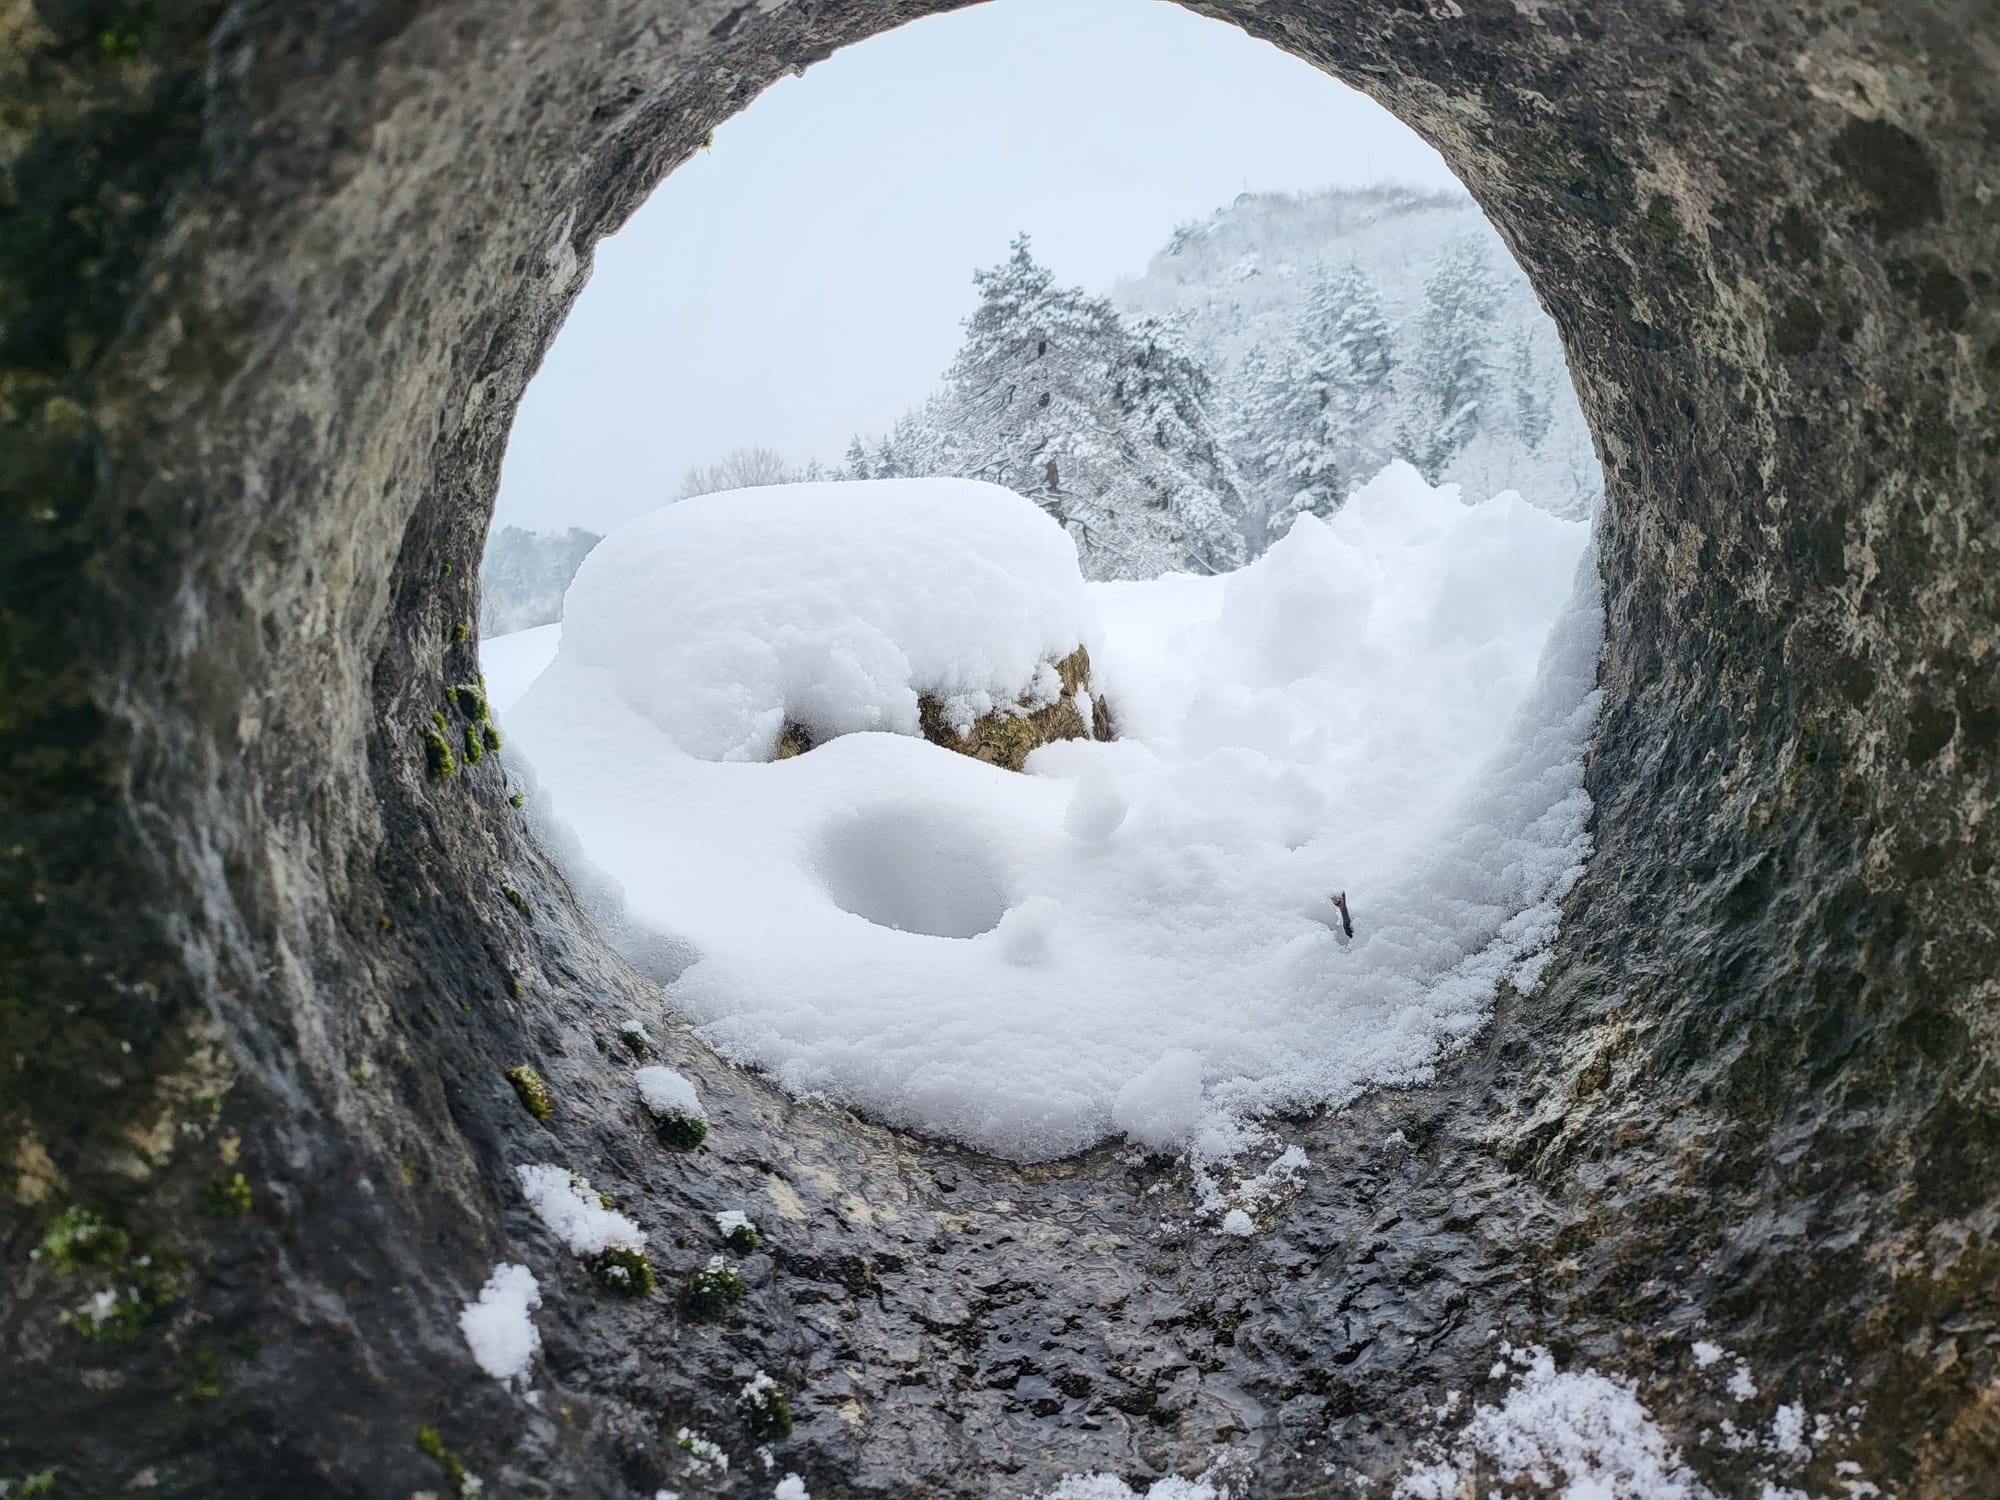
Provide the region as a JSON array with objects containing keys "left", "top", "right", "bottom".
[{"left": 556, "top": 477, "right": 1103, "bottom": 762}]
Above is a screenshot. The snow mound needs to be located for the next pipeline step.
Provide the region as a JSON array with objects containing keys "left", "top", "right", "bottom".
[
  {"left": 500, "top": 461, "right": 1601, "bottom": 1164},
  {"left": 555, "top": 477, "right": 1097, "bottom": 761},
  {"left": 635, "top": 1066, "right": 705, "bottom": 1123},
  {"left": 458, "top": 1263, "right": 542, "bottom": 1386},
  {"left": 516, "top": 1164, "right": 646, "bottom": 1256}
]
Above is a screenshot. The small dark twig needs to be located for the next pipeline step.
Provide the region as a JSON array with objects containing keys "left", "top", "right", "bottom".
[{"left": 1330, "top": 890, "right": 1353, "bottom": 939}]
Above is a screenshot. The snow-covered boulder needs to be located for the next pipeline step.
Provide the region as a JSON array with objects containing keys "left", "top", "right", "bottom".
[{"left": 553, "top": 477, "right": 1108, "bottom": 766}]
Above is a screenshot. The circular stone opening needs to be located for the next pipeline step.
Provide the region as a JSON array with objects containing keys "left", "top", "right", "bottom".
[{"left": 811, "top": 802, "right": 1014, "bottom": 938}]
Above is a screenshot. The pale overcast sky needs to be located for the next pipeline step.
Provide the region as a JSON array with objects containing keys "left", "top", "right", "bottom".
[{"left": 493, "top": 0, "right": 1463, "bottom": 536}]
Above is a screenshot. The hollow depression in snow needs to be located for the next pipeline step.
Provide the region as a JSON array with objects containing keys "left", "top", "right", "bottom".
[{"left": 497, "top": 471, "right": 1602, "bottom": 1162}]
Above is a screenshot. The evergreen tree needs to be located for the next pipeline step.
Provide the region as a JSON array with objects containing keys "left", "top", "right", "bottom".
[
  {"left": 1508, "top": 326, "right": 1553, "bottom": 451},
  {"left": 1231, "top": 261, "right": 1396, "bottom": 529},
  {"left": 935, "top": 235, "right": 1244, "bottom": 578},
  {"left": 873, "top": 435, "right": 902, "bottom": 479},
  {"left": 842, "top": 436, "right": 872, "bottom": 481},
  {"left": 1395, "top": 235, "right": 1501, "bottom": 481},
  {"left": 1112, "top": 316, "right": 1248, "bottom": 572}
]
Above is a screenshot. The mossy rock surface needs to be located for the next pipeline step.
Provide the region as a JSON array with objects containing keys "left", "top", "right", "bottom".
[
  {"left": 504, "top": 1064, "right": 552, "bottom": 1121},
  {"left": 919, "top": 644, "right": 1112, "bottom": 772},
  {"left": 593, "top": 1246, "right": 654, "bottom": 1298},
  {"left": 776, "top": 647, "right": 1109, "bottom": 772},
  {"left": 651, "top": 1110, "right": 707, "bottom": 1151},
  {"left": 680, "top": 1256, "right": 745, "bottom": 1319}
]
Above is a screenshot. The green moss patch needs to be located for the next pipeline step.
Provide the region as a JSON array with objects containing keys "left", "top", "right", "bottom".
[
  {"left": 37, "top": 1206, "right": 189, "bottom": 1340},
  {"left": 424, "top": 727, "right": 456, "bottom": 779},
  {"left": 738, "top": 1371, "right": 793, "bottom": 1440},
  {"left": 35, "top": 1205, "right": 129, "bottom": 1269},
  {"left": 201, "top": 1171, "right": 252, "bottom": 1219},
  {"left": 447, "top": 682, "right": 489, "bottom": 722},
  {"left": 680, "top": 1255, "right": 745, "bottom": 1319},
  {"left": 73, "top": 1253, "right": 187, "bottom": 1342},
  {"left": 916, "top": 644, "right": 1110, "bottom": 772},
  {"left": 504, "top": 1064, "right": 552, "bottom": 1122},
  {"left": 652, "top": 1110, "right": 707, "bottom": 1152},
  {"left": 416, "top": 1425, "right": 475, "bottom": 1496},
  {"left": 594, "top": 1246, "right": 655, "bottom": 1298},
  {"left": 181, "top": 1346, "right": 225, "bottom": 1401}
]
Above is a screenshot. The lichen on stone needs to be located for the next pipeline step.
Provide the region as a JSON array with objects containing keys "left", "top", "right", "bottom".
[
  {"left": 501, "top": 886, "right": 526, "bottom": 913},
  {"left": 461, "top": 722, "right": 483, "bottom": 765},
  {"left": 504, "top": 1065, "right": 552, "bottom": 1122}
]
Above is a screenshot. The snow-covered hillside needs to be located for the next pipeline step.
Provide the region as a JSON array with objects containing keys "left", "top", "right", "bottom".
[
  {"left": 490, "top": 471, "right": 1601, "bottom": 1166},
  {"left": 1115, "top": 185, "right": 1602, "bottom": 524},
  {"left": 827, "top": 185, "right": 1602, "bottom": 587},
  {"left": 1119, "top": 188, "right": 1488, "bottom": 375}
]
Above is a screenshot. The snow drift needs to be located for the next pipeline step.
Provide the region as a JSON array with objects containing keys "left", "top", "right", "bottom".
[{"left": 496, "top": 466, "right": 1601, "bottom": 1162}]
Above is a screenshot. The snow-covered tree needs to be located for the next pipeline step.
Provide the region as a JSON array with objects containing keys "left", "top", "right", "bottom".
[
  {"left": 1395, "top": 235, "right": 1502, "bottom": 481},
  {"left": 817, "top": 189, "right": 1606, "bottom": 555},
  {"left": 1234, "top": 261, "right": 1396, "bottom": 529},
  {"left": 1111, "top": 315, "right": 1248, "bottom": 572},
  {"left": 1507, "top": 325, "right": 1553, "bottom": 451},
  {"left": 929, "top": 235, "right": 1244, "bottom": 578}
]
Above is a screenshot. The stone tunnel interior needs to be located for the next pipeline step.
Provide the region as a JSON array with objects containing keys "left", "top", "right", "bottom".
[{"left": 1, "top": 1, "right": 1995, "bottom": 1496}]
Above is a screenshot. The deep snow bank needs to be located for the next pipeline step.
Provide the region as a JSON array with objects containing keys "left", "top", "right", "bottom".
[{"left": 497, "top": 465, "right": 1601, "bottom": 1162}]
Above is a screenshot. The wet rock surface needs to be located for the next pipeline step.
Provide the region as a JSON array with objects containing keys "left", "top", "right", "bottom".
[{"left": 1, "top": 1, "right": 1995, "bottom": 1495}]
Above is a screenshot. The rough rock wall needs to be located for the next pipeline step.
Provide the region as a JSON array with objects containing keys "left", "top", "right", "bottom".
[{"left": 0, "top": 1, "right": 1993, "bottom": 1495}]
